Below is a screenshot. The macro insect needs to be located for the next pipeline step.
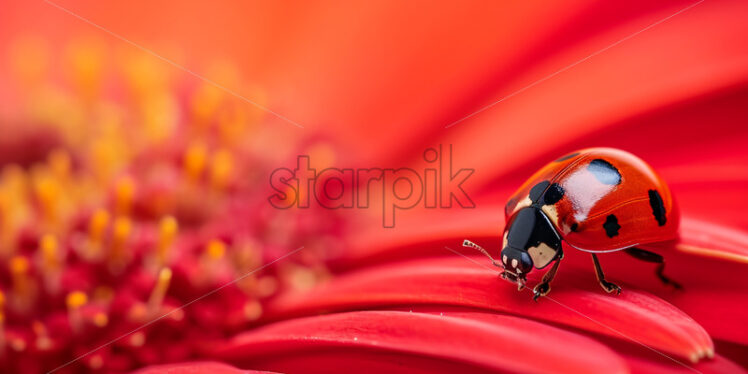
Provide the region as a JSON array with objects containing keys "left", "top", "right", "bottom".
[{"left": 465, "top": 147, "right": 681, "bottom": 300}]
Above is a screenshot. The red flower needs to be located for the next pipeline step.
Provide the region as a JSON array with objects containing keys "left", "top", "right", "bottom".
[{"left": 1, "top": 1, "right": 747, "bottom": 373}]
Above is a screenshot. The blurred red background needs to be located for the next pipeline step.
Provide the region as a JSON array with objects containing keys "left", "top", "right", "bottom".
[{"left": 1, "top": 1, "right": 747, "bottom": 373}]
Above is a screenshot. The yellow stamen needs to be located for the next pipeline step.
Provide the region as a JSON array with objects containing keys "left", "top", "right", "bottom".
[
  {"left": 8, "top": 256, "right": 36, "bottom": 314},
  {"left": 88, "top": 354, "right": 104, "bottom": 370},
  {"left": 110, "top": 216, "right": 132, "bottom": 271},
  {"left": 190, "top": 82, "right": 224, "bottom": 125},
  {"left": 243, "top": 300, "right": 263, "bottom": 321},
  {"left": 114, "top": 177, "right": 135, "bottom": 215},
  {"left": 217, "top": 102, "right": 255, "bottom": 145},
  {"left": 307, "top": 143, "right": 336, "bottom": 170},
  {"left": 32, "top": 320, "right": 52, "bottom": 351},
  {"left": 34, "top": 176, "right": 59, "bottom": 227},
  {"left": 256, "top": 276, "right": 278, "bottom": 298},
  {"left": 286, "top": 264, "right": 318, "bottom": 291},
  {"left": 93, "top": 286, "right": 114, "bottom": 303},
  {"left": 86, "top": 209, "right": 110, "bottom": 259},
  {"left": 122, "top": 50, "right": 170, "bottom": 98},
  {"left": 10, "top": 338, "right": 26, "bottom": 352},
  {"left": 66, "top": 291, "right": 87, "bottom": 309},
  {"left": 10, "top": 256, "right": 30, "bottom": 276},
  {"left": 0, "top": 290, "right": 5, "bottom": 351},
  {"left": 66, "top": 291, "right": 87, "bottom": 333},
  {"left": 92, "top": 312, "right": 109, "bottom": 327},
  {"left": 0, "top": 193, "right": 11, "bottom": 257},
  {"left": 9, "top": 256, "right": 34, "bottom": 308},
  {"left": 183, "top": 143, "right": 208, "bottom": 182},
  {"left": 1, "top": 164, "right": 28, "bottom": 192},
  {"left": 169, "top": 308, "right": 185, "bottom": 322},
  {"left": 147, "top": 268, "right": 172, "bottom": 316},
  {"left": 140, "top": 92, "right": 179, "bottom": 143},
  {"left": 205, "top": 239, "right": 226, "bottom": 259},
  {"left": 199, "top": 239, "right": 226, "bottom": 285},
  {"left": 129, "top": 331, "right": 146, "bottom": 347},
  {"left": 90, "top": 138, "right": 126, "bottom": 182},
  {"left": 209, "top": 149, "right": 233, "bottom": 190},
  {"left": 48, "top": 149, "right": 71, "bottom": 181},
  {"left": 66, "top": 40, "right": 104, "bottom": 100},
  {"left": 39, "top": 234, "right": 62, "bottom": 294},
  {"left": 234, "top": 240, "right": 262, "bottom": 272},
  {"left": 1, "top": 166, "right": 29, "bottom": 256},
  {"left": 156, "top": 216, "right": 178, "bottom": 266},
  {"left": 40, "top": 234, "right": 59, "bottom": 270},
  {"left": 127, "top": 303, "right": 147, "bottom": 322}
]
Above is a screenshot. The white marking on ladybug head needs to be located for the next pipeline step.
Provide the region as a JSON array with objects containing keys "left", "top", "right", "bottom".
[
  {"left": 502, "top": 255, "right": 508, "bottom": 265},
  {"left": 541, "top": 205, "right": 559, "bottom": 226},
  {"left": 511, "top": 195, "right": 532, "bottom": 216},
  {"left": 511, "top": 258, "right": 518, "bottom": 268},
  {"left": 528, "top": 243, "right": 558, "bottom": 269}
]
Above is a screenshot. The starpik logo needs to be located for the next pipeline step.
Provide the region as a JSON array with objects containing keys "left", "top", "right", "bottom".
[{"left": 268, "top": 145, "right": 474, "bottom": 228}]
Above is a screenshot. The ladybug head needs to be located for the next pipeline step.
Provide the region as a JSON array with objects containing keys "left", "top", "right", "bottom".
[
  {"left": 501, "top": 207, "right": 563, "bottom": 277},
  {"left": 500, "top": 246, "right": 533, "bottom": 274}
]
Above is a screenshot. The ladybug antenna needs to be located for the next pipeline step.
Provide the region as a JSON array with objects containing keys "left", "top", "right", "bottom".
[{"left": 462, "top": 239, "right": 502, "bottom": 268}]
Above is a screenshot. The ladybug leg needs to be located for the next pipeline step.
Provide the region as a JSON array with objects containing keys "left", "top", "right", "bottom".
[
  {"left": 591, "top": 254, "right": 622, "bottom": 294},
  {"left": 533, "top": 258, "right": 561, "bottom": 301},
  {"left": 624, "top": 247, "right": 682, "bottom": 289}
]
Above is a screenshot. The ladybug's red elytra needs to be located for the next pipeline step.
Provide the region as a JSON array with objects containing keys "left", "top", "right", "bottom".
[{"left": 465, "top": 147, "right": 681, "bottom": 300}]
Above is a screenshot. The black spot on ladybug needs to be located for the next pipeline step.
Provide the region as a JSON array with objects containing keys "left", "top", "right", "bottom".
[
  {"left": 603, "top": 215, "right": 620, "bottom": 238},
  {"left": 543, "top": 183, "right": 565, "bottom": 205},
  {"left": 555, "top": 152, "right": 579, "bottom": 162},
  {"left": 648, "top": 189, "right": 667, "bottom": 226},
  {"left": 570, "top": 223, "right": 579, "bottom": 232},
  {"left": 588, "top": 159, "right": 621, "bottom": 185},
  {"left": 529, "top": 181, "right": 550, "bottom": 203}
]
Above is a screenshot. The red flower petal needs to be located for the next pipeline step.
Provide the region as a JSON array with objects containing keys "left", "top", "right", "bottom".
[
  {"left": 130, "top": 361, "right": 274, "bottom": 374},
  {"left": 335, "top": 206, "right": 505, "bottom": 271},
  {"left": 663, "top": 288, "right": 748, "bottom": 348},
  {"left": 437, "top": 5, "right": 746, "bottom": 188},
  {"left": 624, "top": 353, "right": 746, "bottom": 374},
  {"left": 213, "top": 310, "right": 628, "bottom": 374},
  {"left": 267, "top": 257, "right": 713, "bottom": 363},
  {"left": 677, "top": 217, "right": 748, "bottom": 264},
  {"left": 356, "top": 308, "right": 747, "bottom": 374},
  {"left": 552, "top": 249, "right": 748, "bottom": 347}
]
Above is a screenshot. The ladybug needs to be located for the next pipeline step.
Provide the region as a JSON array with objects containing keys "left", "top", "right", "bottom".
[{"left": 464, "top": 147, "right": 681, "bottom": 300}]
